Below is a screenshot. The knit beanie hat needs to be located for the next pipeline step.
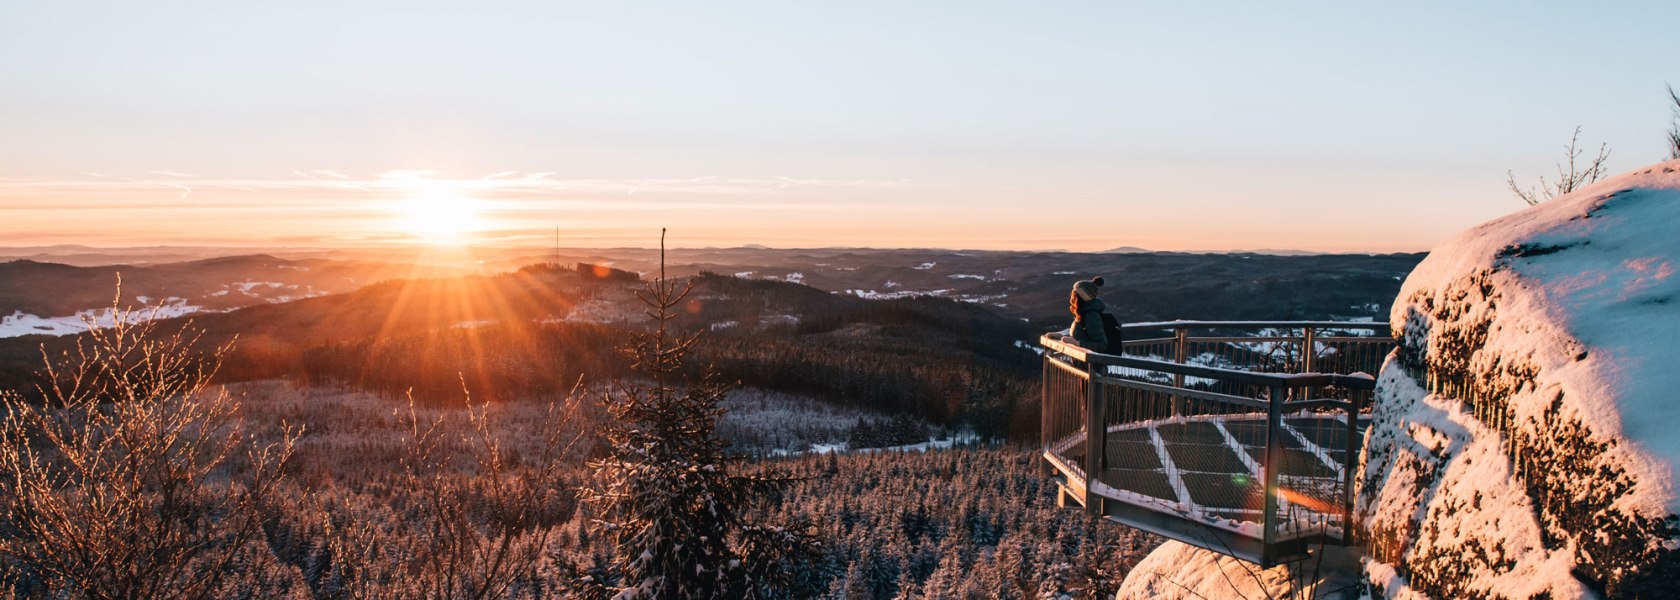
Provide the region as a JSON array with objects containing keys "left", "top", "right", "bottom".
[{"left": 1074, "top": 280, "right": 1100, "bottom": 301}]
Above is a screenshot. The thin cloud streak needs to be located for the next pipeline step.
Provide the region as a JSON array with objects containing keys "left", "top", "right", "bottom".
[
  {"left": 0, "top": 169, "right": 933, "bottom": 248},
  {"left": 0, "top": 171, "right": 909, "bottom": 197}
]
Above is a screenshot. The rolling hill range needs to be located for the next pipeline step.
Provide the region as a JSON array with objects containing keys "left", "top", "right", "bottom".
[
  {"left": 0, "top": 255, "right": 465, "bottom": 337},
  {"left": 0, "top": 264, "right": 1046, "bottom": 437},
  {"left": 566, "top": 248, "right": 1425, "bottom": 327}
]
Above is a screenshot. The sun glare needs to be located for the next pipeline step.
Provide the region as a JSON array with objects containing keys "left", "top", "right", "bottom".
[{"left": 395, "top": 192, "right": 484, "bottom": 243}]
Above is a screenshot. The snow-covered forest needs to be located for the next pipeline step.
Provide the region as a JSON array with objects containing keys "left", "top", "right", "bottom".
[{"left": 0, "top": 257, "right": 1159, "bottom": 599}]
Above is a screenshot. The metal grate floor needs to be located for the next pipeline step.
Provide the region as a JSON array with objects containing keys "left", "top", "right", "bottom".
[{"left": 1097, "top": 415, "right": 1361, "bottom": 527}]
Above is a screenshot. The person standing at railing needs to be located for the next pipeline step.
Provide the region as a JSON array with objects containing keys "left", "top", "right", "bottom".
[{"left": 1068, "top": 276, "right": 1120, "bottom": 353}]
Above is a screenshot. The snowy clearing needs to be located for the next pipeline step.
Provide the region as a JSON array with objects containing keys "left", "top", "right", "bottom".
[{"left": 0, "top": 300, "right": 205, "bottom": 338}]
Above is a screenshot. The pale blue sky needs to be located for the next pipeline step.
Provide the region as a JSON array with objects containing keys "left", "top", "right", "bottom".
[{"left": 2, "top": 1, "right": 1676, "bottom": 251}]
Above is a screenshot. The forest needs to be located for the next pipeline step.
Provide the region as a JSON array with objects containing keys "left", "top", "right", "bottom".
[
  {"left": 0, "top": 266, "right": 1153, "bottom": 600},
  {"left": 0, "top": 252, "right": 1420, "bottom": 598}
]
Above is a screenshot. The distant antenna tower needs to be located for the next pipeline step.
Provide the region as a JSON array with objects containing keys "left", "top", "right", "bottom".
[{"left": 553, "top": 227, "right": 560, "bottom": 266}]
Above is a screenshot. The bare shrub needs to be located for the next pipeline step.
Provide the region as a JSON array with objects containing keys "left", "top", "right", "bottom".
[
  {"left": 0, "top": 288, "right": 298, "bottom": 599},
  {"left": 1506, "top": 126, "right": 1611, "bottom": 206},
  {"left": 1666, "top": 83, "right": 1680, "bottom": 161},
  {"left": 318, "top": 380, "right": 588, "bottom": 599}
]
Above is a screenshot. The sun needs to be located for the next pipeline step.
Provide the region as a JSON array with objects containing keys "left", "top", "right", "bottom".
[{"left": 395, "top": 191, "right": 484, "bottom": 243}]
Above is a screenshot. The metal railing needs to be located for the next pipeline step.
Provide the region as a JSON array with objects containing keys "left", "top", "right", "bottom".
[{"left": 1042, "top": 321, "right": 1393, "bottom": 567}]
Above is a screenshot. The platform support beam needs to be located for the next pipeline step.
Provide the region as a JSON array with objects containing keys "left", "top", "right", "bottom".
[
  {"left": 1082, "top": 361, "right": 1105, "bottom": 516},
  {"left": 1172, "top": 327, "right": 1188, "bottom": 416},
  {"left": 1260, "top": 383, "right": 1286, "bottom": 568},
  {"left": 1302, "top": 326, "right": 1317, "bottom": 374},
  {"left": 1342, "top": 393, "right": 1361, "bottom": 544}
]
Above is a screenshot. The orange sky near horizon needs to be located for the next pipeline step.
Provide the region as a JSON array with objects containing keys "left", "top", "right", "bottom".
[{"left": 0, "top": 166, "right": 1509, "bottom": 254}]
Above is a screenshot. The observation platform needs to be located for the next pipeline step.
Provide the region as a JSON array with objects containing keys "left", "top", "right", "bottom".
[{"left": 1040, "top": 321, "right": 1393, "bottom": 568}]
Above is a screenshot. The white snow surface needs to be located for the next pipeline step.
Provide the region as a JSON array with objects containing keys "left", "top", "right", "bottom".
[
  {"left": 1394, "top": 160, "right": 1680, "bottom": 515},
  {"left": 1113, "top": 541, "right": 1364, "bottom": 600},
  {"left": 0, "top": 300, "right": 204, "bottom": 338}
]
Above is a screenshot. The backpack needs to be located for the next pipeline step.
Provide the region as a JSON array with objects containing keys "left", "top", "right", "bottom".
[{"left": 1100, "top": 312, "right": 1123, "bottom": 353}]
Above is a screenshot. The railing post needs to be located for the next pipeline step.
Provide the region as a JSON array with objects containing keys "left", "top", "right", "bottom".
[
  {"left": 1083, "top": 360, "right": 1106, "bottom": 516},
  {"left": 1172, "top": 327, "right": 1188, "bottom": 417},
  {"left": 1041, "top": 356, "right": 1049, "bottom": 456},
  {"left": 1302, "top": 326, "right": 1317, "bottom": 374},
  {"left": 1260, "top": 383, "right": 1286, "bottom": 568},
  {"left": 1342, "top": 390, "right": 1362, "bottom": 543}
]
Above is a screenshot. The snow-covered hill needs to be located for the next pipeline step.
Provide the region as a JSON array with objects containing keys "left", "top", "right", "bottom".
[{"left": 1359, "top": 160, "right": 1680, "bottom": 598}]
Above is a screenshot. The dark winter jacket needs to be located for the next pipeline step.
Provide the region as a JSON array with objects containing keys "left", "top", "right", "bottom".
[{"left": 1070, "top": 297, "right": 1108, "bottom": 351}]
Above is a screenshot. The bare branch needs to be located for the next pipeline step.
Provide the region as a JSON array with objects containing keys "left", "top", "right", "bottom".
[{"left": 1507, "top": 126, "right": 1612, "bottom": 206}]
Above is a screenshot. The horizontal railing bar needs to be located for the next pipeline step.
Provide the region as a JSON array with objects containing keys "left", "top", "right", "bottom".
[
  {"left": 1137, "top": 335, "right": 1392, "bottom": 345},
  {"left": 1179, "top": 336, "right": 1301, "bottom": 344},
  {"left": 1043, "top": 334, "right": 1095, "bottom": 364},
  {"left": 1109, "top": 354, "right": 1327, "bottom": 386},
  {"left": 1327, "top": 373, "right": 1378, "bottom": 389},
  {"left": 1280, "top": 398, "right": 1354, "bottom": 411},
  {"left": 1047, "top": 334, "right": 1304, "bottom": 384},
  {"left": 1122, "top": 337, "right": 1176, "bottom": 346},
  {"left": 1094, "top": 376, "right": 1269, "bottom": 410},
  {"left": 1119, "top": 320, "right": 1390, "bottom": 331},
  {"left": 1043, "top": 334, "right": 1384, "bottom": 390}
]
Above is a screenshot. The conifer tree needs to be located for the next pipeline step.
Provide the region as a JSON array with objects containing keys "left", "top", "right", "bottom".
[{"left": 578, "top": 230, "right": 816, "bottom": 599}]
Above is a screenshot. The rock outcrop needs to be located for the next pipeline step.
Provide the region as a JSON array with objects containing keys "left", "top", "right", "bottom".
[
  {"left": 1114, "top": 161, "right": 1680, "bottom": 599},
  {"left": 1113, "top": 541, "right": 1365, "bottom": 599},
  {"left": 1359, "top": 161, "right": 1680, "bottom": 598}
]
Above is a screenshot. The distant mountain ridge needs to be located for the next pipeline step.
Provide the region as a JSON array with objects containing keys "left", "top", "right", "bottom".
[{"left": 0, "top": 248, "right": 1423, "bottom": 340}]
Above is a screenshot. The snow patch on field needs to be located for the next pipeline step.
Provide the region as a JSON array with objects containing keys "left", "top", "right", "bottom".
[
  {"left": 232, "top": 280, "right": 286, "bottom": 295},
  {"left": 0, "top": 299, "right": 204, "bottom": 338},
  {"left": 842, "top": 288, "right": 953, "bottom": 300}
]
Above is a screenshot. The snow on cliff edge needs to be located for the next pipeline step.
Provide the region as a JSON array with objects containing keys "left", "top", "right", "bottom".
[
  {"left": 1364, "top": 160, "right": 1680, "bottom": 597},
  {"left": 1396, "top": 160, "right": 1680, "bottom": 515}
]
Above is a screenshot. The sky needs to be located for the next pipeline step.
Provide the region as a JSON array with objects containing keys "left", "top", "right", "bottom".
[{"left": 2, "top": 1, "right": 1678, "bottom": 253}]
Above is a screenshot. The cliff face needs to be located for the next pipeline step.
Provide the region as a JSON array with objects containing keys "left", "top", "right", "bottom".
[{"left": 1359, "top": 160, "right": 1680, "bottom": 598}]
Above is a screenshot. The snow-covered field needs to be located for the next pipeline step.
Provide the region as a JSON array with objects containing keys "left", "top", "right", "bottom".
[
  {"left": 0, "top": 300, "right": 204, "bottom": 338},
  {"left": 715, "top": 389, "right": 974, "bottom": 456}
]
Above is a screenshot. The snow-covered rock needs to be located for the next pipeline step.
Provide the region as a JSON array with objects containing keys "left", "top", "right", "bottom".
[
  {"left": 1114, "top": 541, "right": 1365, "bottom": 599},
  {"left": 1359, "top": 160, "right": 1680, "bottom": 598}
]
